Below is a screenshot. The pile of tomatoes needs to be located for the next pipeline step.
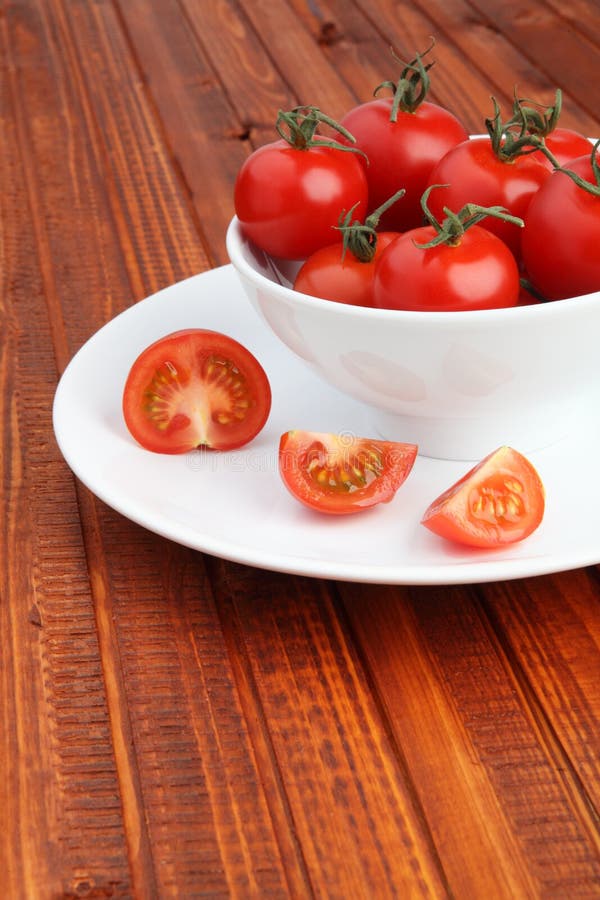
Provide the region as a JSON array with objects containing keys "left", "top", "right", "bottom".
[
  {"left": 234, "top": 47, "right": 599, "bottom": 311},
  {"left": 121, "top": 48, "right": 562, "bottom": 546}
]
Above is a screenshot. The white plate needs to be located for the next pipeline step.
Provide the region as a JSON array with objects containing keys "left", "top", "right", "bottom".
[{"left": 53, "top": 265, "right": 600, "bottom": 585}]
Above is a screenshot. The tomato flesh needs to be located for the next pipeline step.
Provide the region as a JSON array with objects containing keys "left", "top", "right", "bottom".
[
  {"left": 421, "top": 446, "right": 545, "bottom": 548},
  {"left": 279, "top": 431, "right": 418, "bottom": 514},
  {"left": 123, "top": 329, "right": 271, "bottom": 453}
]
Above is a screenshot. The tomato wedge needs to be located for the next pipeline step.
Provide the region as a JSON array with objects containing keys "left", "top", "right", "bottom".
[
  {"left": 123, "top": 329, "right": 271, "bottom": 453},
  {"left": 421, "top": 447, "right": 545, "bottom": 548},
  {"left": 279, "top": 431, "right": 418, "bottom": 515}
]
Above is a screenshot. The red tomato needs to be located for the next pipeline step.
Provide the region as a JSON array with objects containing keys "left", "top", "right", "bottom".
[
  {"left": 123, "top": 330, "right": 271, "bottom": 453},
  {"left": 373, "top": 225, "right": 520, "bottom": 312},
  {"left": 293, "top": 232, "right": 397, "bottom": 306},
  {"left": 421, "top": 446, "right": 545, "bottom": 548},
  {"left": 341, "top": 98, "right": 468, "bottom": 231},
  {"left": 426, "top": 137, "right": 549, "bottom": 258},
  {"left": 234, "top": 109, "right": 368, "bottom": 260},
  {"left": 533, "top": 128, "right": 592, "bottom": 171},
  {"left": 521, "top": 150, "right": 600, "bottom": 300},
  {"left": 279, "top": 431, "right": 417, "bottom": 515}
]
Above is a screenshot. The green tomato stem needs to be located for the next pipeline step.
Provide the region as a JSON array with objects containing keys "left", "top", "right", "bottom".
[
  {"left": 337, "top": 189, "right": 406, "bottom": 263},
  {"left": 510, "top": 88, "right": 562, "bottom": 138},
  {"left": 374, "top": 38, "right": 436, "bottom": 121},
  {"left": 486, "top": 97, "right": 559, "bottom": 164},
  {"left": 275, "top": 106, "right": 366, "bottom": 158},
  {"left": 415, "top": 184, "right": 524, "bottom": 248}
]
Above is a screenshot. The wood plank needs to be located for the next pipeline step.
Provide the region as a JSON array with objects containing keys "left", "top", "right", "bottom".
[
  {"left": 230, "top": 0, "right": 358, "bottom": 121},
  {"left": 112, "top": 0, "right": 262, "bottom": 266},
  {"left": 207, "top": 559, "right": 451, "bottom": 898},
  {"left": 178, "top": 0, "right": 295, "bottom": 133},
  {"left": 7, "top": 0, "right": 308, "bottom": 894},
  {"left": 544, "top": 0, "right": 600, "bottom": 47},
  {"left": 0, "top": 3, "right": 134, "bottom": 895},
  {"left": 482, "top": 570, "right": 600, "bottom": 815},
  {"left": 96, "top": 519, "right": 298, "bottom": 897},
  {"left": 410, "top": 0, "right": 599, "bottom": 132},
  {"left": 340, "top": 583, "right": 600, "bottom": 898},
  {"left": 116, "top": 0, "right": 359, "bottom": 263},
  {"left": 48, "top": 0, "right": 211, "bottom": 310},
  {"left": 466, "top": 0, "right": 600, "bottom": 119}
]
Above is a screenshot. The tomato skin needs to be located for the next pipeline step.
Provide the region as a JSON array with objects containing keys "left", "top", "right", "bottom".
[
  {"left": 426, "top": 137, "right": 549, "bottom": 258},
  {"left": 421, "top": 446, "right": 545, "bottom": 548},
  {"left": 293, "top": 233, "right": 398, "bottom": 306},
  {"left": 279, "top": 431, "right": 418, "bottom": 515},
  {"left": 123, "top": 329, "right": 271, "bottom": 453},
  {"left": 521, "top": 154, "right": 600, "bottom": 300},
  {"left": 533, "top": 129, "right": 592, "bottom": 171},
  {"left": 517, "top": 280, "right": 543, "bottom": 305},
  {"left": 234, "top": 140, "right": 368, "bottom": 260},
  {"left": 373, "top": 225, "right": 520, "bottom": 312},
  {"left": 340, "top": 98, "right": 468, "bottom": 231}
]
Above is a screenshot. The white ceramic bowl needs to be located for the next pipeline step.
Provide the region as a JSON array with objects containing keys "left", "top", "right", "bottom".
[{"left": 226, "top": 216, "right": 600, "bottom": 460}]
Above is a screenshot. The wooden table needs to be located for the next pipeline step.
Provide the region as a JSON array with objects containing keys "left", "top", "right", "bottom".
[{"left": 3, "top": 2, "right": 600, "bottom": 897}]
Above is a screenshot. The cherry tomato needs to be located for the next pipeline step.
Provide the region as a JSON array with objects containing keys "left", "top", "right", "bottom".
[
  {"left": 373, "top": 225, "right": 520, "bottom": 312},
  {"left": 279, "top": 431, "right": 418, "bottom": 515},
  {"left": 123, "top": 330, "right": 271, "bottom": 453},
  {"left": 426, "top": 137, "right": 549, "bottom": 259},
  {"left": 234, "top": 108, "right": 368, "bottom": 260},
  {"left": 421, "top": 446, "right": 545, "bottom": 548},
  {"left": 294, "top": 232, "right": 397, "bottom": 306},
  {"left": 521, "top": 150, "right": 600, "bottom": 300},
  {"left": 341, "top": 98, "right": 468, "bottom": 232},
  {"left": 533, "top": 128, "right": 592, "bottom": 170}
]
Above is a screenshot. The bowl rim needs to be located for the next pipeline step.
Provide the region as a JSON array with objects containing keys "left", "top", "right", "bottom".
[{"left": 226, "top": 215, "right": 599, "bottom": 324}]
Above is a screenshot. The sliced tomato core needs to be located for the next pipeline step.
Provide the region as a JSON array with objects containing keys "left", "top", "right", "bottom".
[
  {"left": 303, "top": 436, "right": 387, "bottom": 493},
  {"left": 467, "top": 472, "right": 526, "bottom": 527},
  {"left": 279, "top": 431, "right": 418, "bottom": 515},
  {"left": 421, "top": 446, "right": 545, "bottom": 548},
  {"left": 123, "top": 330, "right": 271, "bottom": 453},
  {"left": 142, "top": 360, "right": 193, "bottom": 435}
]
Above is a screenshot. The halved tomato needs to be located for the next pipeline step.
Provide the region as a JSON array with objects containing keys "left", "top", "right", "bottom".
[
  {"left": 123, "top": 329, "right": 271, "bottom": 453},
  {"left": 421, "top": 446, "right": 545, "bottom": 548},
  {"left": 279, "top": 430, "right": 418, "bottom": 515}
]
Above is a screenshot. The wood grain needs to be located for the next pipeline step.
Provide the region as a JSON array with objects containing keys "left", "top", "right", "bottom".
[
  {"left": 467, "top": 0, "right": 600, "bottom": 115},
  {"left": 483, "top": 571, "right": 600, "bottom": 813},
  {"left": 340, "top": 583, "right": 600, "bottom": 897},
  {"left": 207, "top": 560, "right": 451, "bottom": 897},
  {"left": 98, "top": 525, "right": 293, "bottom": 897},
  {"left": 1, "top": 4, "right": 132, "bottom": 896},
  {"left": 2, "top": 0, "right": 600, "bottom": 897}
]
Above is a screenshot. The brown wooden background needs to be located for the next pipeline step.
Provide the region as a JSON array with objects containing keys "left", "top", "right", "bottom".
[{"left": 2, "top": 1, "right": 600, "bottom": 897}]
